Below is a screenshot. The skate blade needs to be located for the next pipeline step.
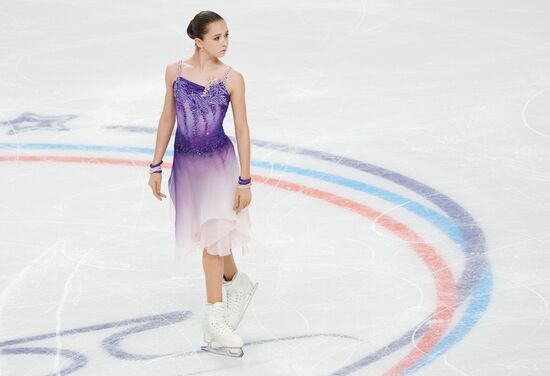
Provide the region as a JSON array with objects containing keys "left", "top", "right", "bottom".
[
  {"left": 201, "top": 343, "right": 244, "bottom": 358},
  {"left": 233, "top": 282, "right": 259, "bottom": 330}
]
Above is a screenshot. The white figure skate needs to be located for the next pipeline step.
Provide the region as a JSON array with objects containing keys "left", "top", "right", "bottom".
[
  {"left": 201, "top": 301, "right": 244, "bottom": 357},
  {"left": 222, "top": 271, "right": 259, "bottom": 331}
]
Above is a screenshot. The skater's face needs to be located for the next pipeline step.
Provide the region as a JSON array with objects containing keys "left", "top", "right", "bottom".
[{"left": 197, "top": 20, "right": 229, "bottom": 56}]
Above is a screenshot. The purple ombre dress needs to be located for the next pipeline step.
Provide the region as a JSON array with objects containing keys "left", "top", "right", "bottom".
[{"left": 168, "top": 60, "right": 251, "bottom": 261}]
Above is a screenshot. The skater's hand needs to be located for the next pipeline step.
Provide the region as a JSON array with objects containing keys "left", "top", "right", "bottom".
[
  {"left": 148, "top": 173, "right": 167, "bottom": 201},
  {"left": 234, "top": 187, "right": 251, "bottom": 214}
]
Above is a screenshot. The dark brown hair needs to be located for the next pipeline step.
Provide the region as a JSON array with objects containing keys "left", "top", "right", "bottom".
[{"left": 187, "top": 11, "right": 224, "bottom": 45}]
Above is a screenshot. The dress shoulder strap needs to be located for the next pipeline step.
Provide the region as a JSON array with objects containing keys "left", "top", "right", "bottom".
[
  {"left": 176, "top": 60, "right": 183, "bottom": 77},
  {"left": 222, "top": 65, "right": 232, "bottom": 82}
]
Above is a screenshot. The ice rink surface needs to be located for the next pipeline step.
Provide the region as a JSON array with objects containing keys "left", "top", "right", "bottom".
[{"left": 1, "top": 0, "right": 549, "bottom": 375}]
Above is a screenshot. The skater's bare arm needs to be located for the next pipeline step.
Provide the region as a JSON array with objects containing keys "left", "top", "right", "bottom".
[
  {"left": 228, "top": 69, "right": 252, "bottom": 214},
  {"left": 148, "top": 63, "right": 177, "bottom": 201},
  {"left": 151, "top": 63, "right": 177, "bottom": 165},
  {"left": 228, "top": 69, "right": 251, "bottom": 180}
]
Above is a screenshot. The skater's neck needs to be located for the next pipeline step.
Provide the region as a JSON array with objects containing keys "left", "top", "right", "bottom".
[{"left": 187, "top": 50, "right": 223, "bottom": 73}]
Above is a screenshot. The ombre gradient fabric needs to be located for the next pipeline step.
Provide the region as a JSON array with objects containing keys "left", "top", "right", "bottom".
[{"left": 168, "top": 60, "right": 251, "bottom": 261}]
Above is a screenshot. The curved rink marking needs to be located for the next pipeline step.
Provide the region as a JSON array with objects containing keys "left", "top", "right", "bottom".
[
  {"left": 0, "top": 141, "right": 492, "bottom": 375},
  {"left": 0, "top": 153, "right": 457, "bottom": 374}
]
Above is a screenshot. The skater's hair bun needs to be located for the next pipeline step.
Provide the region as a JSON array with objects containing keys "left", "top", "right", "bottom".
[{"left": 187, "top": 11, "right": 224, "bottom": 43}]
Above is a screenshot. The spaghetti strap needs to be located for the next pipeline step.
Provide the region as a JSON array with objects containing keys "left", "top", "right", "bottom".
[
  {"left": 177, "top": 60, "right": 182, "bottom": 77},
  {"left": 222, "top": 66, "right": 232, "bottom": 83}
]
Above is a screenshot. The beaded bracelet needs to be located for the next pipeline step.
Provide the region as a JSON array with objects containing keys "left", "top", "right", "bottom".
[
  {"left": 149, "top": 160, "right": 163, "bottom": 174},
  {"left": 238, "top": 176, "right": 251, "bottom": 189}
]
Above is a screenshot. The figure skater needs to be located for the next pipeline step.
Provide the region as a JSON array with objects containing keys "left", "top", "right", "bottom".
[{"left": 147, "top": 10, "right": 258, "bottom": 357}]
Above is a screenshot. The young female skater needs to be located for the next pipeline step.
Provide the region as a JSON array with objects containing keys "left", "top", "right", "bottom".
[{"left": 147, "top": 10, "right": 258, "bottom": 357}]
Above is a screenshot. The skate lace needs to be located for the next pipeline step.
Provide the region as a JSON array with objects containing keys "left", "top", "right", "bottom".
[
  {"left": 228, "top": 290, "right": 246, "bottom": 310},
  {"left": 209, "top": 305, "right": 234, "bottom": 335},
  {"left": 225, "top": 283, "right": 249, "bottom": 322}
]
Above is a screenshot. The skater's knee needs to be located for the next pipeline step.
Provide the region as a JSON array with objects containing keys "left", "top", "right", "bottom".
[{"left": 202, "top": 248, "right": 224, "bottom": 262}]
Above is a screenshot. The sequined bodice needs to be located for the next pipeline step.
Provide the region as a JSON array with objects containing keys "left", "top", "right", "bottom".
[{"left": 172, "top": 60, "right": 232, "bottom": 155}]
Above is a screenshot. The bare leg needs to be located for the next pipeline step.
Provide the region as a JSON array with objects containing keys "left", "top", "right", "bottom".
[
  {"left": 223, "top": 249, "right": 238, "bottom": 281},
  {"left": 202, "top": 248, "right": 224, "bottom": 303}
]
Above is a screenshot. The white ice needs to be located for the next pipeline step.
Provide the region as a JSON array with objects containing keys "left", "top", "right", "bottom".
[{"left": 0, "top": 0, "right": 549, "bottom": 375}]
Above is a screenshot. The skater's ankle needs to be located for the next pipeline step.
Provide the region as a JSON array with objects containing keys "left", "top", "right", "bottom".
[{"left": 223, "top": 271, "right": 237, "bottom": 282}]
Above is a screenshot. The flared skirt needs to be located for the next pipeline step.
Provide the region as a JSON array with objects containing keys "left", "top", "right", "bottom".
[{"left": 168, "top": 139, "right": 251, "bottom": 261}]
